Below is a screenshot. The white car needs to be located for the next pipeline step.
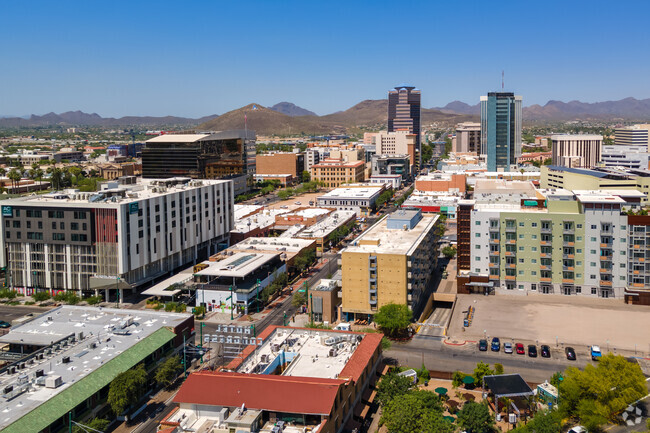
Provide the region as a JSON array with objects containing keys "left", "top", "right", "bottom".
[{"left": 503, "top": 342, "right": 513, "bottom": 354}]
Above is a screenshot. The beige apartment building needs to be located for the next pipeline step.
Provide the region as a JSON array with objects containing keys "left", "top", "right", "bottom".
[
  {"left": 341, "top": 209, "right": 439, "bottom": 321},
  {"left": 311, "top": 158, "right": 365, "bottom": 187}
]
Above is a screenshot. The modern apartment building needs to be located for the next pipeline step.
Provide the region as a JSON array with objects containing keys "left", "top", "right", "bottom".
[
  {"left": 304, "top": 148, "right": 321, "bottom": 172},
  {"left": 142, "top": 130, "right": 256, "bottom": 185},
  {"left": 341, "top": 210, "right": 439, "bottom": 320},
  {"left": 458, "top": 189, "right": 638, "bottom": 298},
  {"left": 0, "top": 177, "right": 233, "bottom": 299},
  {"left": 388, "top": 85, "right": 421, "bottom": 169},
  {"left": 255, "top": 152, "right": 304, "bottom": 184},
  {"left": 310, "top": 158, "right": 365, "bottom": 187},
  {"left": 371, "top": 154, "right": 411, "bottom": 179},
  {"left": 454, "top": 122, "right": 481, "bottom": 153},
  {"left": 614, "top": 124, "right": 650, "bottom": 147},
  {"left": 551, "top": 134, "right": 602, "bottom": 168},
  {"left": 480, "top": 92, "right": 522, "bottom": 172}
]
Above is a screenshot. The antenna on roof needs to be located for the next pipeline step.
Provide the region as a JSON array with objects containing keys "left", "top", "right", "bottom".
[{"left": 502, "top": 71, "right": 504, "bottom": 90}]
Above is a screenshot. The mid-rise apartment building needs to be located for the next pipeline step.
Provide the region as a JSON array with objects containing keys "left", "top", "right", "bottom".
[
  {"left": 458, "top": 189, "right": 639, "bottom": 299},
  {"left": 551, "top": 134, "right": 602, "bottom": 168},
  {"left": 341, "top": 210, "right": 439, "bottom": 320},
  {"left": 0, "top": 177, "right": 233, "bottom": 299},
  {"left": 311, "top": 158, "right": 365, "bottom": 187},
  {"left": 371, "top": 154, "right": 411, "bottom": 179}
]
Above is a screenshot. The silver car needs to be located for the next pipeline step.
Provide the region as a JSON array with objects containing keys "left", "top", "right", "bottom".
[{"left": 504, "top": 342, "right": 513, "bottom": 354}]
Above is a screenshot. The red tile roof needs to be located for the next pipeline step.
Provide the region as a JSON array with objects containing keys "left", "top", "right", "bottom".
[{"left": 174, "top": 371, "right": 346, "bottom": 415}]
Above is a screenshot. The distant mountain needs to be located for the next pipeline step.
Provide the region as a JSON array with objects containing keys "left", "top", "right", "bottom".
[
  {"left": 270, "top": 102, "right": 317, "bottom": 117},
  {"left": 437, "top": 101, "right": 480, "bottom": 115},
  {"left": 0, "top": 111, "right": 219, "bottom": 128},
  {"left": 437, "top": 97, "right": 650, "bottom": 121}
]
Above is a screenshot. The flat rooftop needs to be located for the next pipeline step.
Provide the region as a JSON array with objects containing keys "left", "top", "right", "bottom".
[
  {"left": 1, "top": 178, "right": 229, "bottom": 207},
  {"left": 343, "top": 213, "right": 438, "bottom": 255},
  {"left": 0, "top": 306, "right": 189, "bottom": 431},
  {"left": 229, "top": 237, "right": 315, "bottom": 254},
  {"left": 232, "top": 208, "right": 288, "bottom": 233},
  {"left": 195, "top": 252, "right": 278, "bottom": 278},
  {"left": 234, "top": 204, "right": 263, "bottom": 220},
  {"left": 235, "top": 328, "right": 364, "bottom": 379},
  {"left": 297, "top": 211, "right": 356, "bottom": 239},
  {"left": 145, "top": 134, "right": 211, "bottom": 143},
  {"left": 280, "top": 208, "right": 330, "bottom": 219},
  {"left": 318, "top": 186, "right": 383, "bottom": 200}
]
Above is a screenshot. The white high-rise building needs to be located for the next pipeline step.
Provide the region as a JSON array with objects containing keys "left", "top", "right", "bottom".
[{"left": 551, "top": 134, "right": 602, "bottom": 168}]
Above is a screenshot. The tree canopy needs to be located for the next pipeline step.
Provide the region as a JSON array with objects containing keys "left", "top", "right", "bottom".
[
  {"left": 442, "top": 246, "right": 457, "bottom": 259},
  {"left": 380, "top": 390, "right": 453, "bottom": 433},
  {"left": 154, "top": 355, "right": 181, "bottom": 388},
  {"left": 107, "top": 364, "right": 148, "bottom": 415},
  {"left": 512, "top": 410, "right": 562, "bottom": 433},
  {"left": 376, "top": 371, "right": 414, "bottom": 406},
  {"left": 374, "top": 303, "right": 412, "bottom": 338},
  {"left": 558, "top": 354, "right": 646, "bottom": 430},
  {"left": 456, "top": 401, "right": 495, "bottom": 433}
]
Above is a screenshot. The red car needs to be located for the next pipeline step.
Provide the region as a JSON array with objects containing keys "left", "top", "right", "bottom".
[{"left": 515, "top": 343, "right": 525, "bottom": 355}]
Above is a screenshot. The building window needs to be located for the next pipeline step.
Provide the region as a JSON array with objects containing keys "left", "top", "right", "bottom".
[
  {"left": 591, "top": 287, "right": 597, "bottom": 295},
  {"left": 48, "top": 210, "right": 64, "bottom": 218},
  {"left": 475, "top": 233, "right": 480, "bottom": 237},
  {"left": 620, "top": 251, "right": 625, "bottom": 255},
  {"left": 475, "top": 257, "right": 480, "bottom": 261},
  {"left": 576, "top": 249, "right": 582, "bottom": 253},
  {"left": 532, "top": 222, "right": 537, "bottom": 227},
  {"left": 52, "top": 233, "right": 65, "bottom": 241},
  {"left": 532, "top": 234, "right": 537, "bottom": 240},
  {"left": 590, "top": 249, "right": 596, "bottom": 254},
  {"left": 590, "top": 275, "right": 596, "bottom": 279},
  {"left": 12, "top": 221, "right": 20, "bottom": 228},
  {"left": 71, "top": 223, "right": 79, "bottom": 230},
  {"left": 620, "top": 263, "right": 626, "bottom": 268},
  {"left": 590, "top": 237, "right": 597, "bottom": 242},
  {"left": 475, "top": 245, "right": 481, "bottom": 249},
  {"left": 532, "top": 246, "right": 537, "bottom": 251},
  {"left": 475, "top": 268, "right": 481, "bottom": 272},
  {"left": 27, "top": 232, "right": 43, "bottom": 240},
  {"left": 590, "top": 262, "right": 596, "bottom": 266},
  {"left": 531, "top": 284, "right": 537, "bottom": 291},
  {"left": 518, "top": 246, "right": 524, "bottom": 251},
  {"left": 475, "top": 221, "right": 481, "bottom": 225},
  {"left": 620, "top": 238, "right": 626, "bottom": 243},
  {"left": 531, "top": 271, "right": 537, "bottom": 276},
  {"left": 591, "top": 225, "right": 597, "bottom": 229},
  {"left": 577, "top": 224, "right": 582, "bottom": 229}
]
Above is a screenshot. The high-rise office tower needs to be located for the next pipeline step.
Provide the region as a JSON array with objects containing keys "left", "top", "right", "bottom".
[
  {"left": 388, "top": 85, "right": 421, "bottom": 169},
  {"left": 480, "top": 92, "right": 522, "bottom": 172}
]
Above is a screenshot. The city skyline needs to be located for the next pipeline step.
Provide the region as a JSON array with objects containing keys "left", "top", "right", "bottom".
[{"left": 1, "top": 0, "right": 649, "bottom": 118}]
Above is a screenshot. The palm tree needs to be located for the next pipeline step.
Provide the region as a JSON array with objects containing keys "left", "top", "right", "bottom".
[
  {"left": 0, "top": 167, "right": 6, "bottom": 178},
  {"left": 7, "top": 169, "right": 21, "bottom": 192},
  {"left": 50, "top": 168, "right": 63, "bottom": 191}
]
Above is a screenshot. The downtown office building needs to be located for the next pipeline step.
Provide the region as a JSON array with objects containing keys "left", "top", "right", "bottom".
[{"left": 480, "top": 92, "right": 522, "bottom": 172}]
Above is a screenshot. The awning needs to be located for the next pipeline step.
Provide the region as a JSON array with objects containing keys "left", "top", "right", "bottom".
[
  {"left": 142, "top": 273, "right": 192, "bottom": 297},
  {"left": 89, "top": 276, "right": 132, "bottom": 291},
  {"left": 466, "top": 282, "right": 494, "bottom": 287}
]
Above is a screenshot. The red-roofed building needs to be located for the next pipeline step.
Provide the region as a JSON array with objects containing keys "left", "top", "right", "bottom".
[{"left": 166, "top": 326, "right": 383, "bottom": 433}]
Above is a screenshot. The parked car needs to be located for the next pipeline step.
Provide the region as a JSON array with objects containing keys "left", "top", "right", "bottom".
[
  {"left": 294, "top": 201, "right": 302, "bottom": 205},
  {"left": 527, "top": 345, "right": 538, "bottom": 357},
  {"left": 565, "top": 346, "right": 577, "bottom": 360},
  {"left": 568, "top": 426, "right": 587, "bottom": 433},
  {"left": 503, "top": 342, "right": 513, "bottom": 354},
  {"left": 491, "top": 337, "right": 500, "bottom": 352},
  {"left": 515, "top": 343, "right": 525, "bottom": 355},
  {"left": 590, "top": 345, "right": 602, "bottom": 361},
  {"left": 541, "top": 345, "right": 551, "bottom": 358},
  {"left": 0, "top": 321, "right": 10, "bottom": 328},
  {"left": 478, "top": 339, "right": 488, "bottom": 351}
]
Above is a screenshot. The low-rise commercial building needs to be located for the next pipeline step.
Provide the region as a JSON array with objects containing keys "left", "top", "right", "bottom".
[
  {"left": 295, "top": 210, "right": 357, "bottom": 255},
  {"left": 308, "top": 279, "right": 341, "bottom": 324},
  {"left": 601, "top": 144, "right": 650, "bottom": 169},
  {"left": 369, "top": 174, "right": 402, "bottom": 189},
  {"left": 317, "top": 186, "right": 384, "bottom": 216},
  {"left": 0, "top": 177, "right": 233, "bottom": 299},
  {"left": 0, "top": 306, "right": 193, "bottom": 433},
  {"left": 341, "top": 209, "right": 439, "bottom": 320},
  {"left": 415, "top": 173, "right": 466, "bottom": 193},
  {"left": 255, "top": 152, "right": 305, "bottom": 184},
  {"left": 165, "top": 326, "right": 383, "bottom": 433}
]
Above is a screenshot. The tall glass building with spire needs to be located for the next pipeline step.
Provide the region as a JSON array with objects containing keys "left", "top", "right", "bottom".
[{"left": 480, "top": 92, "right": 522, "bottom": 172}]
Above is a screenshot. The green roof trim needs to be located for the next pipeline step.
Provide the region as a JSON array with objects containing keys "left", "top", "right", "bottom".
[{"left": 2, "top": 327, "right": 176, "bottom": 433}]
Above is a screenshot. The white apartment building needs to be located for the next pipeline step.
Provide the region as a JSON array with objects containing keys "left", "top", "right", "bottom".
[
  {"left": 304, "top": 149, "right": 321, "bottom": 172},
  {"left": 0, "top": 177, "right": 233, "bottom": 299}
]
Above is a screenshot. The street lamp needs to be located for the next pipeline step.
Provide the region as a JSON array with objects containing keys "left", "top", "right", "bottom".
[
  {"left": 256, "top": 279, "right": 261, "bottom": 313},
  {"left": 199, "top": 323, "right": 205, "bottom": 364},
  {"left": 229, "top": 285, "right": 234, "bottom": 320},
  {"left": 115, "top": 276, "right": 120, "bottom": 308}
]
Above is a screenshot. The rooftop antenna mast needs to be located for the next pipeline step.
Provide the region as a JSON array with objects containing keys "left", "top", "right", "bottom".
[{"left": 502, "top": 71, "right": 504, "bottom": 90}]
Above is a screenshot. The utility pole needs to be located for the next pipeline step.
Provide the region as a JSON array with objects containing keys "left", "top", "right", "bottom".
[
  {"left": 229, "top": 285, "right": 234, "bottom": 320},
  {"left": 115, "top": 276, "right": 120, "bottom": 308},
  {"left": 199, "top": 323, "right": 205, "bottom": 364},
  {"left": 183, "top": 333, "right": 187, "bottom": 378}
]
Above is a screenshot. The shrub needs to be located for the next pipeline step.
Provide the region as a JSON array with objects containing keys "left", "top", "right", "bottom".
[
  {"left": 85, "top": 295, "right": 102, "bottom": 305},
  {"left": 32, "top": 292, "right": 51, "bottom": 302}
]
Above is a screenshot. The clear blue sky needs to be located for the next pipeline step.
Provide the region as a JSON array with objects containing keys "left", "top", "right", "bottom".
[{"left": 1, "top": 0, "right": 649, "bottom": 117}]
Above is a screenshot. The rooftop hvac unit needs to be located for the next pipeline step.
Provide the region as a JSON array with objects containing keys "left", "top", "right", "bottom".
[
  {"left": 260, "top": 354, "right": 268, "bottom": 363},
  {"left": 8, "top": 367, "right": 16, "bottom": 375},
  {"left": 45, "top": 375, "right": 62, "bottom": 389},
  {"left": 77, "top": 332, "right": 84, "bottom": 340},
  {"left": 3, "top": 386, "right": 13, "bottom": 395},
  {"left": 35, "top": 369, "right": 44, "bottom": 378},
  {"left": 62, "top": 356, "right": 71, "bottom": 364},
  {"left": 329, "top": 348, "right": 337, "bottom": 357}
]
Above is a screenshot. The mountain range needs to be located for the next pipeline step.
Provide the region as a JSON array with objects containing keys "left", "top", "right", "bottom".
[
  {"left": 2, "top": 97, "right": 650, "bottom": 133},
  {"left": 436, "top": 97, "right": 650, "bottom": 121}
]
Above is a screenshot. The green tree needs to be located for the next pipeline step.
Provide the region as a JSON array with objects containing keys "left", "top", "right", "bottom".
[
  {"left": 512, "top": 410, "right": 561, "bottom": 433},
  {"left": 494, "top": 363, "right": 504, "bottom": 375},
  {"left": 473, "top": 361, "right": 494, "bottom": 386},
  {"left": 375, "top": 190, "right": 393, "bottom": 207},
  {"left": 373, "top": 303, "right": 412, "bottom": 338},
  {"left": 154, "top": 355, "right": 181, "bottom": 388},
  {"left": 7, "top": 168, "right": 21, "bottom": 191},
  {"left": 71, "top": 418, "right": 109, "bottom": 433},
  {"left": 456, "top": 401, "right": 495, "bottom": 433},
  {"left": 381, "top": 390, "right": 452, "bottom": 433},
  {"left": 559, "top": 354, "right": 646, "bottom": 429},
  {"left": 376, "top": 371, "right": 415, "bottom": 406},
  {"left": 108, "top": 364, "right": 148, "bottom": 415},
  {"left": 277, "top": 190, "right": 291, "bottom": 200},
  {"left": 32, "top": 291, "right": 51, "bottom": 302},
  {"left": 442, "top": 246, "right": 457, "bottom": 259},
  {"left": 301, "top": 170, "right": 311, "bottom": 183},
  {"left": 293, "top": 249, "right": 316, "bottom": 274},
  {"left": 292, "top": 291, "right": 306, "bottom": 307},
  {"left": 50, "top": 168, "right": 63, "bottom": 191}
]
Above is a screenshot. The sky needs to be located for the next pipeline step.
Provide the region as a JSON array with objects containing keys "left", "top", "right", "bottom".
[{"left": 1, "top": 0, "right": 649, "bottom": 118}]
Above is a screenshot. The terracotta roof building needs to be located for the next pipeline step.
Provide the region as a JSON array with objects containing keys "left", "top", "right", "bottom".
[{"left": 165, "top": 326, "right": 384, "bottom": 433}]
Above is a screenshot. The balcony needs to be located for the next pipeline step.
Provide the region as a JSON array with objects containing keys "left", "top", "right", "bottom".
[
  {"left": 505, "top": 275, "right": 516, "bottom": 280},
  {"left": 599, "top": 268, "right": 612, "bottom": 273},
  {"left": 490, "top": 250, "right": 500, "bottom": 256},
  {"left": 369, "top": 288, "right": 377, "bottom": 295},
  {"left": 563, "top": 229, "right": 575, "bottom": 235},
  {"left": 489, "top": 263, "right": 499, "bottom": 268},
  {"left": 599, "top": 280, "right": 612, "bottom": 287},
  {"left": 633, "top": 283, "right": 644, "bottom": 288},
  {"left": 600, "top": 243, "right": 613, "bottom": 248},
  {"left": 633, "top": 270, "right": 640, "bottom": 275},
  {"left": 540, "top": 240, "right": 551, "bottom": 245},
  {"left": 489, "top": 226, "right": 500, "bottom": 232},
  {"left": 505, "top": 226, "right": 517, "bottom": 233},
  {"left": 541, "top": 227, "right": 552, "bottom": 234},
  {"left": 506, "top": 239, "right": 517, "bottom": 244},
  {"left": 489, "top": 239, "right": 500, "bottom": 244},
  {"left": 562, "top": 278, "right": 574, "bottom": 284},
  {"left": 506, "top": 263, "right": 516, "bottom": 269},
  {"left": 563, "top": 266, "right": 575, "bottom": 271},
  {"left": 540, "top": 277, "right": 552, "bottom": 282},
  {"left": 369, "top": 299, "right": 377, "bottom": 305},
  {"left": 540, "top": 265, "right": 550, "bottom": 271},
  {"left": 564, "top": 241, "right": 575, "bottom": 247},
  {"left": 634, "top": 245, "right": 641, "bottom": 249},
  {"left": 489, "top": 274, "right": 500, "bottom": 280},
  {"left": 600, "top": 255, "right": 613, "bottom": 261},
  {"left": 563, "top": 254, "right": 575, "bottom": 259}
]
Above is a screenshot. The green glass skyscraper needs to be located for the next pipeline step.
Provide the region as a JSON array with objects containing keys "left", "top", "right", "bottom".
[{"left": 480, "top": 92, "right": 522, "bottom": 172}]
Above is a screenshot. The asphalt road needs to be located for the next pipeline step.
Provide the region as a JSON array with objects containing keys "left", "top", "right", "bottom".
[{"left": 387, "top": 335, "right": 596, "bottom": 383}]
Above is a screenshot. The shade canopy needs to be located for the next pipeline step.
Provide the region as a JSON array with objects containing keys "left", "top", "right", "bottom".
[
  {"left": 462, "top": 375, "right": 475, "bottom": 384},
  {"left": 435, "top": 387, "right": 448, "bottom": 395},
  {"left": 483, "top": 374, "right": 534, "bottom": 399}
]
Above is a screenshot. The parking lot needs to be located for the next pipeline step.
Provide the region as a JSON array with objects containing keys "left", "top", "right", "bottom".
[{"left": 448, "top": 294, "right": 650, "bottom": 355}]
